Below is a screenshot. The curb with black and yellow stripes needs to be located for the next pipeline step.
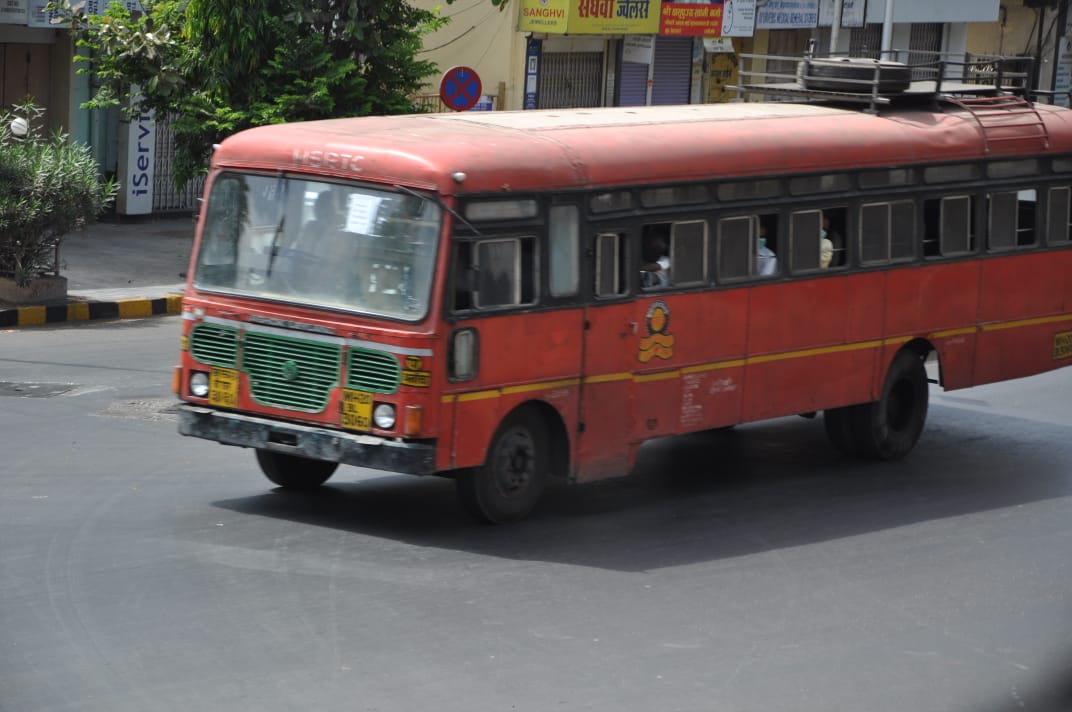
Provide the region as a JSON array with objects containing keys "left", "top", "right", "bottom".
[{"left": 0, "top": 294, "right": 183, "bottom": 328}]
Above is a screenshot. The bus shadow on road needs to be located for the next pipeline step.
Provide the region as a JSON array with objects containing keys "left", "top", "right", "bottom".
[{"left": 212, "top": 404, "right": 1072, "bottom": 572}]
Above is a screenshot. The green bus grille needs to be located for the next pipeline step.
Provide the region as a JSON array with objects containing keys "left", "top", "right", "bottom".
[
  {"left": 347, "top": 348, "right": 401, "bottom": 394},
  {"left": 242, "top": 332, "right": 341, "bottom": 412},
  {"left": 189, "top": 323, "right": 239, "bottom": 366}
]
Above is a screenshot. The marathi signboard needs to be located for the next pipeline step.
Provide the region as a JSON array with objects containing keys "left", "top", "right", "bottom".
[
  {"left": 0, "top": 0, "right": 27, "bottom": 25},
  {"left": 755, "top": 0, "right": 818, "bottom": 29},
  {"left": 518, "top": 0, "right": 660, "bottom": 34},
  {"left": 660, "top": 1, "right": 723, "bottom": 37},
  {"left": 519, "top": 0, "right": 755, "bottom": 36}
]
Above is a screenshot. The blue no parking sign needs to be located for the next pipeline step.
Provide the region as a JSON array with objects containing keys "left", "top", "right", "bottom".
[{"left": 439, "top": 66, "right": 483, "bottom": 112}]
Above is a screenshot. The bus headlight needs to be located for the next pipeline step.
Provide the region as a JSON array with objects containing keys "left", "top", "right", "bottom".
[
  {"left": 190, "top": 371, "right": 210, "bottom": 397},
  {"left": 373, "top": 403, "right": 396, "bottom": 430}
]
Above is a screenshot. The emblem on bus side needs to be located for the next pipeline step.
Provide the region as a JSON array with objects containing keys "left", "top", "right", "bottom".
[{"left": 638, "top": 300, "right": 675, "bottom": 363}]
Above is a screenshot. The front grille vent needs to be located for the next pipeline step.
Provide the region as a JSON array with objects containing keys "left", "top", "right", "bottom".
[
  {"left": 189, "top": 323, "right": 239, "bottom": 366},
  {"left": 242, "top": 332, "right": 341, "bottom": 412},
  {"left": 347, "top": 348, "right": 401, "bottom": 394}
]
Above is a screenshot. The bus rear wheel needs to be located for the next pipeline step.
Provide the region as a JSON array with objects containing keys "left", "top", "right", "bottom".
[
  {"left": 456, "top": 410, "right": 549, "bottom": 524},
  {"left": 255, "top": 449, "right": 338, "bottom": 490},
  {"left": 847, "top": 349, "right": 929, "bottom": 460}
]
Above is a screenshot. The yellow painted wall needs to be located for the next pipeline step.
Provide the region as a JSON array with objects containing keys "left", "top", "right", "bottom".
[{"left": 411, "top": 0, "right": 527, "bottom": 110}]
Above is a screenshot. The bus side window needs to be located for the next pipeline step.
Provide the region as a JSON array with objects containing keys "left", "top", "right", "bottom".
[
  {"left": 473, "top": 237, "right": 537, "bottom": 308},
  {"left": 1047, "top": 187, "right": 1072, "bottom": 244},
  {"left": 595, "top": 232, "right": 628, "bottom": 298},
  {"left": 670, "top": 220, "right": 707, "bottom": 286},
  {"left": 924, "top": 195, "right": 974, "bottom": 257},
  {"left": 858, "top": 201, "right": 913, "bottom": 264},
  {"left": 988, "top": 191, "right": 1018, "bottom": 250},
  {"left": 988, "top": 190, "right": 1036, "bottom": 251},
  {"left": 790, "top": 209, "right": 822, "bottom": 272},
  {"left": 1017, "top": 189, "right": 1037, "bottom": 246},
  {"left": 640, "top": 223, "right": 672, "bottom": 290},
  {"left": 549, "top": 205, "right": 580, "bottom": 297},
  {"left": 717, "top": 216, "right": 752, "bottom": 280},
  {"left": 452, "top": 241, "right": 474, "bottom": 311}
]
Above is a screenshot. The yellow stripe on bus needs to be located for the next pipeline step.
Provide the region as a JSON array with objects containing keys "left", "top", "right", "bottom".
[
  {"left": 748, "top": 339, "right": 884, "bottom": 365},
  {"left": 441, "top": 312, "right": 1071, "bottom": 405},
  {"left": 980, "top": 314, "right": 1072, "bottom": 332}
]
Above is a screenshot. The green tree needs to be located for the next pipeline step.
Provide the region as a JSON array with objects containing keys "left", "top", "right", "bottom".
[
  {"left": 48, "top": 0, "right": 447, "bottom": 188},
  {"left": 0, "top": 102, "right": 117, "bottom": 286}
]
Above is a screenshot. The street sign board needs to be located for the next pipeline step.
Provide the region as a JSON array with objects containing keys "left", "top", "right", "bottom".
[{"left": 440, "top": 66, "right": 483, "bottom": 112}]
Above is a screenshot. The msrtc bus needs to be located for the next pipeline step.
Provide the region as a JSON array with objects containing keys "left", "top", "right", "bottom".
[{"left": 175, "top": 64, "right": 1072, "bottom": 522}]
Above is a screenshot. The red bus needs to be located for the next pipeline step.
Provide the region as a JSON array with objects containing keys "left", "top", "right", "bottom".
[{"left": 175, "top": 70, "right": 1072, "bottom": 522}]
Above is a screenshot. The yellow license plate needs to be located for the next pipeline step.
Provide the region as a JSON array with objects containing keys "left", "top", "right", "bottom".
[
  {"left": 341, "top": 389, "right": 374, "bottom": 431},
  {"left": 208, "top": 367, "right": 240, "bottom": 408},
  {"left": 1054, "top": 331, "right": 1072, "bottom": 361}
]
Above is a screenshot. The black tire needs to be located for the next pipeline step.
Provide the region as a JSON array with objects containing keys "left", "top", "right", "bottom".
[
  {"left": 800, "top": 58, "right": 911, "bottom": 94},
  {"left": 455, "top": 410, "right": 549, "bottom": 524},
  {"left": 255, "top": 449, "right": 338, "bottom": 490},
  {"left": 847, "top": 349, "right": 929, "bottom": 461}
]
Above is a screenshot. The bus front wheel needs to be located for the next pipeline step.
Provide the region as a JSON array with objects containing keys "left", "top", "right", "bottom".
[
  {"left": 456, "top": 410, "right": 549, "bottom": 524},
  {"left": 255, "top": 449, "right": 338, "bottom": 490},
  {"left": 847, "top": 349, "right": 929, "bottom": 460}
]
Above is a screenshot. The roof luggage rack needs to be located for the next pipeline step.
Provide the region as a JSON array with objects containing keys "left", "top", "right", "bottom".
[{"left": 729, "top": 49, "right": 1035, "bottom": 115}]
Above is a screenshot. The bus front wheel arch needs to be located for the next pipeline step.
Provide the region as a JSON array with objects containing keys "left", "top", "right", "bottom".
[
  {"left": 255, "top": 449, "right": 338, "bottom": 490},
  {"left": 455, "top": 406, "right": 551, "bottom": 524},
  {"left": 825, "top": 348, "right": 930, "bottom": 460}
]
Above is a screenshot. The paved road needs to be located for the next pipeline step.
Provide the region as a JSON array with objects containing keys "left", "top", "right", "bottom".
[{"left": 2, "top": 317, "right": 1071, "bottom": 712}]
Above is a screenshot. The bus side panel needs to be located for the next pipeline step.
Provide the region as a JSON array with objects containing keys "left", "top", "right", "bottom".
[
  {"left": 743, "top": 275, "right": 883, "bottom": 421},
  {"left": 974, "top": 250, "right": 1072, "bottom": 386},
  {"left": 446, "top": 310, "right": 585, "bottom": 471},
  {"left": 651, "top": 289, "right": 749, "bottom": 433},
  {"left": 578, "top": 300, "right": 637, "bottom": 482},
  {"left": 631, "top": 294, "right": 685, "bottom": 443},
  {"left": 885, "top": 261, "right": 981, "bottom": 391}
]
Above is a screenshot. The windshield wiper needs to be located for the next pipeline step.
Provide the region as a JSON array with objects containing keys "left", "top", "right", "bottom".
[{"left": 393, "top": 184, "right": 481, "bottom": 236}]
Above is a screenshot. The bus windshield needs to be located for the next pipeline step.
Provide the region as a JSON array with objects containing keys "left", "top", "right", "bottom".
[{"left": 194, "top": 172, "right": 441, "bottom": 321}]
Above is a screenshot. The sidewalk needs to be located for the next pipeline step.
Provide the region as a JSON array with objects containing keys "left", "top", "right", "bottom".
[{"left": 0, "top": 214, "right": 196, "bottom": 328}]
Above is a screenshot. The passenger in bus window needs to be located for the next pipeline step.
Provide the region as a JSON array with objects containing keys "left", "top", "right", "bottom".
[
  {"left": 821, "top": 214, "right": 843, "bottom": 266},
  {"left": 820, "top": 226, "right": 835, "bottom": 268},
  {"left": 640, "top": 225, "right": 671, "bottom": 288},
  {"left": 757, "top": 223, "right": 777, "bottom": 276}
]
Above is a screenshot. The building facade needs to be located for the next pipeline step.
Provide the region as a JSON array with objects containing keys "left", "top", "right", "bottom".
[{"left": 415, "top": 1, "right": 1072, "bottom": 111}]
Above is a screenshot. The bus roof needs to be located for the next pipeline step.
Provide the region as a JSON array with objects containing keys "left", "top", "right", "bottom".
[{"left": 212, "top": 101, "right": 1072, "bottom": 195}]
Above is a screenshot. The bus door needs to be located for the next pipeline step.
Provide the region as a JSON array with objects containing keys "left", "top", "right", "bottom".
[{"left": 577, "top": 229, "right": 636, "bottom": 481}]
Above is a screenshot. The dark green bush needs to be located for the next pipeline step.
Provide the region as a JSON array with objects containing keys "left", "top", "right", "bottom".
[{"left": 0, "top": 104, "right": 117, "bottom": 286}]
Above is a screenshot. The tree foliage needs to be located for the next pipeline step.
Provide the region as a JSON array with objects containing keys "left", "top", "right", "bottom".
[
  {"left": 0, "top": 102, "right": 118, "bottom": 286},
  {"left": 48, "top": 0, "right": 447, "bottom": 188}
]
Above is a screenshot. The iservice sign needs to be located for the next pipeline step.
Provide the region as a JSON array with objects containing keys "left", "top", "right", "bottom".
[{"left": 117, "top": 106, "right": 156, "bottom": 215}]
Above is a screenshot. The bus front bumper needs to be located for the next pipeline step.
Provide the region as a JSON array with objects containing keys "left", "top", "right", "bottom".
[{"left": 177, "top": 405, "right": 437, "bottom": 475}]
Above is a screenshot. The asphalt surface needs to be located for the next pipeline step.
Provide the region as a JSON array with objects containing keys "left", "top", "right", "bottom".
[{"left": 0, "top": 214, "right": 195, "bottom": 327}]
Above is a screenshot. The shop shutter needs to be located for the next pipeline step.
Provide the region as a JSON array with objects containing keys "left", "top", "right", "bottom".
[
  {"left": 651, "top": 36, "right": 693, "bottom": 105},
  {"left": 538, "top": 52, "right": 604, "bottom": 109},
  {"left": 619, "top": 61, "right": 649, "bottom": 106}
]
